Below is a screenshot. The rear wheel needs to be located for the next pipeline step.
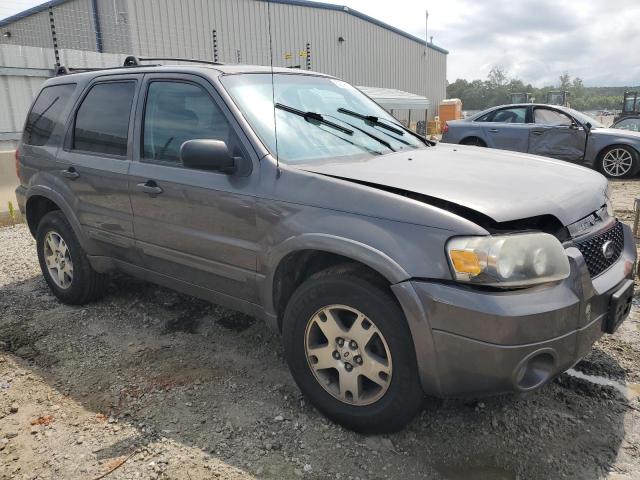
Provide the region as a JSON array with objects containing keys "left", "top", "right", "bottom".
[
  {"left": 282, "top": 266, "right": 423, "bottom": 433},
  {"left": 36, "top": 211, "right": 106, "bottom": 305},
  {"left": 460, "top": 137, "right": 486, "bottom": 147},
  {"left": 598, "top": 145, "right": 638, "bottom": 179}
]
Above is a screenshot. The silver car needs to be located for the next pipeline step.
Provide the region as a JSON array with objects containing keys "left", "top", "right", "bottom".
[{"left": 442, "top": 104, "right": 640, "bottom": 178}]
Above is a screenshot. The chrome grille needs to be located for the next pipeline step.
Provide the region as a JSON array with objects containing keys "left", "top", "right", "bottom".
[{"left": 574, "top": 222, "right": 624, "bottom": 277}]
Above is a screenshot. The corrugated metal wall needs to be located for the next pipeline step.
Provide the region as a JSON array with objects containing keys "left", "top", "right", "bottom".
[
  {"left": 97, "top": 0, "right": 133, "bottom": 53},
  {"left": 0, "top": 0, "right": 98, "bottom": 52},
  {"left": 0, "top": 9, "right": 52, "bottom": 49},
  {"left": 0, "top": 0, "right": 447, "bottom": 120},
  {"left": 125, "top": 0, "right": 447, "bottom": 118},
  {"left": 0, "top": 45, "right": 53, "bottom": 150}
]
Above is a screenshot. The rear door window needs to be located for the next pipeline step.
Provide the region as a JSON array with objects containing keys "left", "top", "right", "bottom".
[
  {"left": 490, "top": 107, "right": 527, "bottom": 124},
  {"left": 73, "top": 81, "right": 136, "bottom": 157},
  {"left": 23, "top": 84, "right": 76, "bottom": 146}
]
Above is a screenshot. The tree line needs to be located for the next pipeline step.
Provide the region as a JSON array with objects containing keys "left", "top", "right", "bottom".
[{"left": 446, "top": 66, "right": 639, "bottom": 112}]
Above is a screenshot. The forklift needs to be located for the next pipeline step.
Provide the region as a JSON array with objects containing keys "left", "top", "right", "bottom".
[
  {"left": 510, "top": 92, "right": 533, "bottom": 104},
  {"left": 615, "top": 91, "right": 639, "bottom": 122},
  {"left": 545, "top": 91, "right": 570, "bottom": 107}
]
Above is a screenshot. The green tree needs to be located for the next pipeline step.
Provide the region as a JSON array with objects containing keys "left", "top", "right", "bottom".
[
  {"left": 488, "top": 65, "right": 508, "bottom": 88},
  {"left": 571, "top": 77, "right": 585, "bottom": 98},
  {"left": 559, "top": 72, "right": 572, "bottom": 91},
  {"left": 446, "top": 70, "right": 638, "bottom": 112}
]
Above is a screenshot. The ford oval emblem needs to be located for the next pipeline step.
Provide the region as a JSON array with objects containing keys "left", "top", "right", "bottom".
[{"left": 602, "top": 240, "right": 616, "bottom": 260}]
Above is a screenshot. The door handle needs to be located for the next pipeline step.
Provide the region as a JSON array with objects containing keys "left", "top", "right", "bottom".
[
  {"left": 531, "top": 130, "right": 545, "bottom": 136},
  {"left": 137, "top": 180, "right": 164, "bottom": 197},
  {"left": 61, "top": 167, "right": 80, "bottom": 180},
  {"left": 488, "top": 129, "right": 499, "bottom": 133}
]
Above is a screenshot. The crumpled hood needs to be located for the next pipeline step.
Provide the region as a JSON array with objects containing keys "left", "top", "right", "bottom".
[{"left": 295, "top": 143, "right": 608, "bottom": 226}]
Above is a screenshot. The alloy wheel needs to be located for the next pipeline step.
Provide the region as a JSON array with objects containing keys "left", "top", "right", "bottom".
[
  {"left": 304, "top": 304, "right": 392, "bottom": 406},
  {"left": 602, "top": 148, "right": 633, "bottom": 177},
  {"left": 43, "top": 230, "right": 74, "bottom": 289}
]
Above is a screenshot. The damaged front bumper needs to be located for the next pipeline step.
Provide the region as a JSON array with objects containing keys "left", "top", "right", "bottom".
[{"left": 393, "top": 221, "right": 637, "bottom": 398}]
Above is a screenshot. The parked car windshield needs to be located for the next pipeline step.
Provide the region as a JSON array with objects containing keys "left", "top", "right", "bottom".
[
  {"left": 221, "top": 73, "right": 426, "bottom": 163},
  {"left": 563, "top": 108, "right": 605, "bottom": 128},
  {"left": 613, "top": 117, "right": 640, "bottom": 132}
]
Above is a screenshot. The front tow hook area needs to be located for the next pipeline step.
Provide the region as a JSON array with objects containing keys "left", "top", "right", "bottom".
[{"left": 604, "top": 279, "right": 635, "bottom": 334}]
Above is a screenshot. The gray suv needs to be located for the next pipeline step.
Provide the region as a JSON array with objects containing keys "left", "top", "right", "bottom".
[{"left": 15, "top": 60, "right": 637, "bottom": 433}]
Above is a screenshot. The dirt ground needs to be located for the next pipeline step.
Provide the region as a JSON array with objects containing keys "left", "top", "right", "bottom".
[{"left": 1, "top": 180, "right": 639, "bottom": 480}]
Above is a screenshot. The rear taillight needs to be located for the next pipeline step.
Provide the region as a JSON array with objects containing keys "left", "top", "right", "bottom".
[
  {"left": 15, "top": 148, "right": 20, "bottom": 180},
  {"left": 442, "top": 122, "right": 449, "bottom": 133}
]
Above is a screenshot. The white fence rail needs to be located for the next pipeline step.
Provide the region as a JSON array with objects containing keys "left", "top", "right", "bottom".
[
  {"left": 0, "top": 150, "right": 18, "bottom": 216},
  {"left": 0, "top": 44, "right": 126, "bottom": 150}
]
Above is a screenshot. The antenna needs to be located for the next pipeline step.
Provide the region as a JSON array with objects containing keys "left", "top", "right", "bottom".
[{"left": 267, "top": 0, "right": 280, "bottom": 170}]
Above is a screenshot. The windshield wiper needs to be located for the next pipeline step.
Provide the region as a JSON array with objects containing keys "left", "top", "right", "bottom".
[
  {"left": 276, "top": 103, "right": 394, "bottom": 152},
  {"left": 275, "top": 103, "right": 353, "bottom": 135},
  {"left": 323, "top": 114, "right": 395, "bottom": 152},
  {"left": 338, "top": 108, "right": 433, "bottom": 146},
  {"left": 338, "top": 108, "right": 405, "bottom": 135}
]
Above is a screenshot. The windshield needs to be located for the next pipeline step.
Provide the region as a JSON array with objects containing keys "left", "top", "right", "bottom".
[
  {"left": 221, "top": 73, "right": 426, "bottom": 164},
  {"left": 565, "top": 108, "right": 605, "bottom": 128},
  {"left": 614, "top": 117, "right": 640, "bottom": 132}
]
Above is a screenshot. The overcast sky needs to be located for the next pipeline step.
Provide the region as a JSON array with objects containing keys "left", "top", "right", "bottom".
[{"left": 2, "top": 0, "right": 639, "bottom": 87}]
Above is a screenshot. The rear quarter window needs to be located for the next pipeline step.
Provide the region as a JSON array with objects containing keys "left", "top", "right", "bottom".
[
  {"left": 23, "top": 84, "right": 76, "bottom": 146},
  {"left": 474, "top": 112, "right": 494, "bottom": 122}
]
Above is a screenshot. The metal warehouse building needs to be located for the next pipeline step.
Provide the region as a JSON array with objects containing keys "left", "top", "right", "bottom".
[{"left": 0, "top": 0, "right": 448, "bottom": 135}]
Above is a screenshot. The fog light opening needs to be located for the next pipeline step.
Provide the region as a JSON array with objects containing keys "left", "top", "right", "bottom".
[{"left": 514, "top": 352, "right": 556, "bottom": 391}]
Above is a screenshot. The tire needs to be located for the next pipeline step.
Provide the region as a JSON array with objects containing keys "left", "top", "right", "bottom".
[
  {"left": 36, "top": 210, "right": 106, "bottom": 305},
  {"left": 460, "top": 137, "right": 486, "bottom": 147},
  {"left": 282, "top": 265, "right": 423, "bottom": 433},
  {"left": 598, "top": 145, "right": 638, "bottom": 179}
]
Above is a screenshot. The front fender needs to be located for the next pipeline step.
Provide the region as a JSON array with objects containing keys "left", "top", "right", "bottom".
[
  {"left": 259, "top": 233, "right": 442, "bottom": 396},
  {"left": 259, "top": 232, "right": 411, "bottom": 320},
  {"left": 586, "top": 135, "right": 640, "bottom": 171}
]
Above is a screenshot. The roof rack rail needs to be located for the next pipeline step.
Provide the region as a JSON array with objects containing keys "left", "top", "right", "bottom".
[
  {"left": 55, "top": 65, "right": 119, "bottom": 76},
  {"left": 54, "top": 55, "right": 224, "bottom": 77},
  {"left": 124, "top": 55, "right": 224, "bottom": 67}
]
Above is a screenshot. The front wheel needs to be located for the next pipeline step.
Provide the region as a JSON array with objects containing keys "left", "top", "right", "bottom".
[
  {"left": 598, "top": 145, "right": 638, "bottom": 179},
  {"left": 282, "top": 266, "right": 423, "bottom": 433}
]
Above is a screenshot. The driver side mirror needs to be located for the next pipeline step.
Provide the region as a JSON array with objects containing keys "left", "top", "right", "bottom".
[
  {"left": 180, "top": 139, "right": 237, "bottom": 174},
  {"left": 584, "top": 122, "right": 593, "bottom": 134}
]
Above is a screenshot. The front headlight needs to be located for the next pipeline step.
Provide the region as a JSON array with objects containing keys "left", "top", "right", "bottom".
[{"left": 446, "top": 233, "right": 570, "bottom": 288}]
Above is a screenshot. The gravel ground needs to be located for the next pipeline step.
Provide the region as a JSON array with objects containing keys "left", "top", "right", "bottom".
[{"left": 0, "top": 180, "right": 639, "bottom": 480}]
